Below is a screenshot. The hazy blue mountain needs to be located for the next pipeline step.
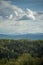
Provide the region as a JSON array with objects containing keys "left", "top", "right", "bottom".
[{"left": 0, "top": 33, "right": 43, "bottom": 40}]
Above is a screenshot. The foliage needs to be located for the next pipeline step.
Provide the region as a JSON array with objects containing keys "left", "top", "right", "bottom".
[{"left": 0, "top": 39, "right": 43, "bottom": 65}]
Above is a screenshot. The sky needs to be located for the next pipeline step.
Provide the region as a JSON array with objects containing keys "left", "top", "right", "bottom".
[{"left": 0, "top": 0, "right": 43, "bottom": 35}]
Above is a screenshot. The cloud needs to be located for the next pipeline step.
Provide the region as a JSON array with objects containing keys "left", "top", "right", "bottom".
[
  {"left": 0, "top": 16, "right": 3, "bottom": 20},
  {"left": 35, "top": 12, "right": 43, "bottom": 20},
  {"left": 0, "top": 19, "right": 43, "bottom": 34},
  {"left": 8, "top": 14, "right": 13, "bottom": 20},
  {"left": 0, "top": 0, "right": 43, "bottom": 21},
  {"left": 25, "top": 8, "right": 36, "bottom": 20},
  {"left": 0, "top": 0, "right": 43, "bottom": 34},
  {"left": 0, "top": 0, "right": 11, "bottom": 9},
  {"left": 1, "top": 0, "right": 43, "bottom": 21},
  {"left": 0, "top": 0, "right": 36, "bottom": 21}
]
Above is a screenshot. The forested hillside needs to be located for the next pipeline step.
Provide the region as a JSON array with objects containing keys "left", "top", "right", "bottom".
[{"left": 0, "top": 39, "right": 43, "bottom": 65}]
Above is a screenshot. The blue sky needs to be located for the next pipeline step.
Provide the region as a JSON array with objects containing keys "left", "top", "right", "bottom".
[
  {"left": 0, "top": 0, "right": 43, "bottom": 34},
  {"left": 4, "top": 0, "right": 43, "bottom": 11}
]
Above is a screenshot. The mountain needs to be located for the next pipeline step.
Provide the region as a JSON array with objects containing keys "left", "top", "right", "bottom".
[{"left": 0, "top": 33, "right": 43, "bottom": 40}]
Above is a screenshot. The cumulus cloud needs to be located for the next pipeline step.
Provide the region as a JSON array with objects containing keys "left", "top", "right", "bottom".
[
  {"left": 0, "top": 0, "right": 36, "bottom": 21},
  {"left": 0, "top": 0, "right": 43, "bottom": 21},
  {"left": 0, "top": 0, "right": 43, "bottom": 34},
  {"left": 8, "top": 14, "right": 13, "bottom": 20},
  {"left": 25, "top": 8, "right": 36, "bottom": 20}
]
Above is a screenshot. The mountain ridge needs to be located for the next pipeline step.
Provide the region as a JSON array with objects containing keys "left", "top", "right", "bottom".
[{"left": 0, "top": 33, "right": 43, "bottom": 40}]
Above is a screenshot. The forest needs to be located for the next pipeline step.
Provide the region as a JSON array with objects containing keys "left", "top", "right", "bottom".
[{"left": 0, "top": 39, "right": 43, "bottom": 65}]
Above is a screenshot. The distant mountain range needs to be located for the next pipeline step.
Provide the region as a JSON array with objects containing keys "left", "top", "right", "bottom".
[{"left": 0, "top": 33, "right": 43, "bottom": 40}]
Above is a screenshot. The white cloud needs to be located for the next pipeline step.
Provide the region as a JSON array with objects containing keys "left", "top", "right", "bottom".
[
  {"left": 0, "top": 0, "right": 11, "bottom": 9},
  {"left": 8, "top": 14, "right": 13, "bottom": 20},
  {"left": 0, "top": 0, "right": 36, "bottom": 21},
  {"left": 14, "top": 11, "right": 18, "bottom": 16},
  {"left": 0, "top": 19, "right": 43, "bottom": 34},
  {"left": 0, "top": 0, "right": 43, "bottom": 21},
  {"left": 26, "top": 8, "right": 36, "bottom": 20},
  {"left": 0, "top": 0, "right": 43, "bottom": 34}
]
